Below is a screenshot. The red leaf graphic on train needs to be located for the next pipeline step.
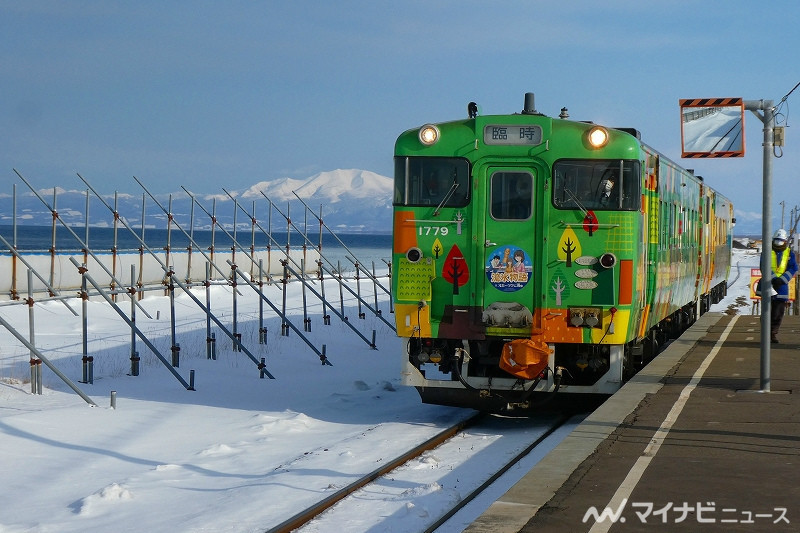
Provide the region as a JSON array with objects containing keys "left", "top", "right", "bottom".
[
  {"left": 583, "top": 210, "right": 598, "bottom": 236},
  {"left": 442, "top": 244, "right": 469, "bottom": 295}
]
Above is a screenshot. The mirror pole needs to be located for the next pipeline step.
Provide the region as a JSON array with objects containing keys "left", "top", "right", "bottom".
[{"left": 745, "top": 99, "right": 774, "bottom": 392}]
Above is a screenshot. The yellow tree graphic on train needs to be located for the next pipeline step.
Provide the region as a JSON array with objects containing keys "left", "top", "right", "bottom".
[{"left": 558, "top": 227, "right": 582, "bottom": 267}]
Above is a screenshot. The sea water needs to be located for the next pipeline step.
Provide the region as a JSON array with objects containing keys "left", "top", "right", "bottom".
[
  {"left": 0, "top": 225, "right": 391, "bottom": 273},
  {"left": 0, "top": 225, "right": 392, "bottom": 297}
]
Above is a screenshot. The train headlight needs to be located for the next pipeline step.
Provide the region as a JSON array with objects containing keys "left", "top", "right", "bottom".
[
  {"left": 587, "top": 126, "right": 609, "bottom": 148},
  {"left": 418, "top": 124, "right": 440, "bottom": 146}
]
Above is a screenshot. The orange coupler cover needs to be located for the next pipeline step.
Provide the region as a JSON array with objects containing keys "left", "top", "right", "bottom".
[{"left": 499, "top": 338, "right": 549, "bottom": 380}]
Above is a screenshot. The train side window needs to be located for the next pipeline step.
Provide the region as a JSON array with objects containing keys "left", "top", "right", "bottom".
[{"left": 490, "top": 172, "right": 532, "bottom": 220}]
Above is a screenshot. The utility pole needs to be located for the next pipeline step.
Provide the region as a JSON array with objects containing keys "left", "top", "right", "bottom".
[
  {"left": 793, "top": 205, "right": 800, "bottom": 316},
  {"left": 780, "top": 200, "right": 785, "bottom": 229}
]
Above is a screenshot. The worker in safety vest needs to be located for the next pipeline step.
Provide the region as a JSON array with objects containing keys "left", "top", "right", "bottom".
[{"left": 765, "top": 228, "right": 798, "bottom": 343}]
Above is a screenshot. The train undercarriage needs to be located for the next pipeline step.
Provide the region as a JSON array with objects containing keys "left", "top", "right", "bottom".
[{"left": 402, "top": 284, "right": 726, "bottom": 413}]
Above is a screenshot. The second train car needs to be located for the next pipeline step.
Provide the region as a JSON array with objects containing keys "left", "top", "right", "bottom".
[{"left": 392, "top": 93, "right": 733, "bottom": 412}]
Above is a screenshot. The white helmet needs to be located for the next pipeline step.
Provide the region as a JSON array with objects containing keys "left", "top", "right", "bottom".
[{"left": 774, "top": 229, "right": 788, "bottom": 241}]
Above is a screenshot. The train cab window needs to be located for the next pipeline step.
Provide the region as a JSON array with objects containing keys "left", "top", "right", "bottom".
[
  {"left": 552, "top": 159, "right": 640, "bottom": 211},
  {"left": 490, "top": 171, "right": 532, "bottom": 220},
  {"left": 393, "top": 156, "right": 470, "bottom": 208}
]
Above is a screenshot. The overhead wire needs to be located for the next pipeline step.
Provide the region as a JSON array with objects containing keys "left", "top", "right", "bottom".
[
  {"left": 774, "top": 80, "right": 800, "bottom": 126},
  {"left": 770, "top": 80, "right": 799, "bottom": 157}
]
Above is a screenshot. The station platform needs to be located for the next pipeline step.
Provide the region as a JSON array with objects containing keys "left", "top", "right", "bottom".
[{"left": 466, "top": 312, "right": 800, "bottom": 532}]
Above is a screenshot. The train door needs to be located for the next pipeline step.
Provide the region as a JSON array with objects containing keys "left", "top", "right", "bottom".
[{"left": 481, "top": 167, "right": 538, "bottom": 335}]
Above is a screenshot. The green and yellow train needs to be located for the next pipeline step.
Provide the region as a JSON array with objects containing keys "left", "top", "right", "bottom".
[{"left": 392, "top": 93, "right": 733, "bottom": 411}]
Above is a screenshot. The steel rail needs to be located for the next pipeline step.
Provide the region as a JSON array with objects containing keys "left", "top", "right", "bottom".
[
  {"left": 423, "top": 414, "right": 572, "bottom": 532},
  {"left": 265, "top": 412, "right": 486, "bottom": 533}
]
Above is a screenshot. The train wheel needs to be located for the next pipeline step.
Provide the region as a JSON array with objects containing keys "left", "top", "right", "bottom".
[
  {"left": 669, "top": 312, "right": 683, "bottom": 339},
  {"left": 622, "top": 345, "right": 636, "bottom": 380},
  {"left": 641, "top": 330, "right": 659, "bottom": 366}
]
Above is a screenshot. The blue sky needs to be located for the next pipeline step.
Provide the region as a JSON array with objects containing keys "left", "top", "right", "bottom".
[{"left": 2, "top": 1, "right": 799, "bottom": 234}]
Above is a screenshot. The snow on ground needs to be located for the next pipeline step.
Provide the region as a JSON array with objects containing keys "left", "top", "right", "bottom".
[
  {"left": 710, "top": 245, "right": 762, "bottom": 315},
  {"left": 0, "top": 274, "right": 479, "bottom": 533},
  {"left": 0, "top": 246, "right": 763, "bottom": 532}
]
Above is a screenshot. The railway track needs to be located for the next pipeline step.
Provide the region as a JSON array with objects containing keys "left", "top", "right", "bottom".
[
  {"left": 422, "top": 413, "right": 574, "bottom": 533},
  {"left": 266, "top": 411, "right": 578, "bottom": 533}
]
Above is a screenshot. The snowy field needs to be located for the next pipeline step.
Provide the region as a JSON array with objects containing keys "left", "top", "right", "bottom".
[{"left": 0, "top": 246, "right": 761, "bottom": 532}]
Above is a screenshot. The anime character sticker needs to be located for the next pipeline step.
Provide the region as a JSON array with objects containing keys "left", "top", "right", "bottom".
[
  {"left": 485, "top": 245, "right": 531, "bottom": 292},
  {"left": 512, "top": 249, "right": 526, "bottom": 272}
]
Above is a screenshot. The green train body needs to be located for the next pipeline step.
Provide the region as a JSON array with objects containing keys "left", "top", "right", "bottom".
[{"left": 392, "top": 93, "right": 733, "bottom": 411}]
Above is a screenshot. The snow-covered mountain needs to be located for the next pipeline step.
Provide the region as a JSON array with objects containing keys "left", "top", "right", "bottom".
[
  {"left": 0, "top": 169, "right": 394, "bottom": 234},
  {"left": 236, "top": 169, "right": 394, "bottom": 232},
  {"left": 242, "top": 169, "right": 391, "bottom": 205}
]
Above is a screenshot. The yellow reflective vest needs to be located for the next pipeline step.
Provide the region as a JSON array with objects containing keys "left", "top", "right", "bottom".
[{"left": 772, "top": 249, "right": 790, "bottom": 276}]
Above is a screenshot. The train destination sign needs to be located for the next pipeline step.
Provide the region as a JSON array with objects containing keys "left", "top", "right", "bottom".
[{"left": 484, "top": 124, "right": 543, "bottom": 145}]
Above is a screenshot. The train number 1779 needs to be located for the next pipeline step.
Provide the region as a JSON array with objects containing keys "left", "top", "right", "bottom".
[{"left": 418, "top": 225, "right": 449, "bottom": 236}]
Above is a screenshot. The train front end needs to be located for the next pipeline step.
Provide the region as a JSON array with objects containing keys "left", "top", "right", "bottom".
[{"left": 392, "top": 95, "right": 645, "bottom": 411}]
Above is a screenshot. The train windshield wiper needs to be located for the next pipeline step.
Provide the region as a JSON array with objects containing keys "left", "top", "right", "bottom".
[
  {"left": 433, "top": 181, "right": 459, "bottom": 217},
  {"left": 564, "top": 188, "right": 588, "bottom": 216}
]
